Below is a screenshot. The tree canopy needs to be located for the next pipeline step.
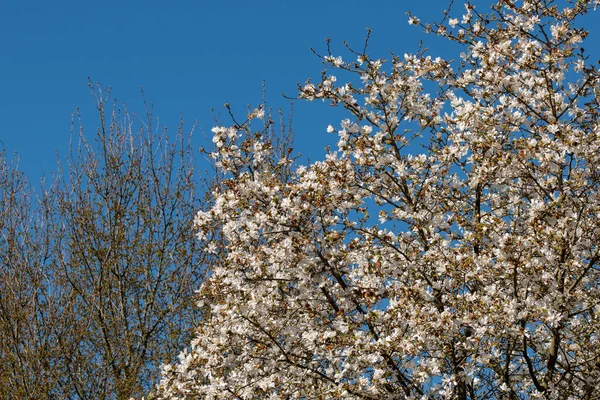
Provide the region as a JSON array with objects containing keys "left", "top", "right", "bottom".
[
  {"left": 153, "top": 0, "right": 600, "bottom": 398},
  {"left": 0, "top": 89, "right": 207, "bottom": 400}
]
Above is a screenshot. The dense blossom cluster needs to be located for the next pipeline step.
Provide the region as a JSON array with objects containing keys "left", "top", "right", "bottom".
[{"left": 154, "top": 0, "right": 600, "bottom": 398}]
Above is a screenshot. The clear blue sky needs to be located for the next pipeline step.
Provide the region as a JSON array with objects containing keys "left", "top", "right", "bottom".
[{"left": 1, "top": 0, "right": 598, "bottom": 181}]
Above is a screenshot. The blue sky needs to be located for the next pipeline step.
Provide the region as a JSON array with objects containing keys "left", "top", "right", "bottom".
[
  {"left": 1, "top": 0, "right": 599, "bottom": 181},
  {"left": 0, "top": 0, "right": 456, "bottom": 180}
]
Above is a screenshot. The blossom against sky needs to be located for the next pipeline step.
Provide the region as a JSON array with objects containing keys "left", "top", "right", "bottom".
[{"left": 1, "top": 0, "right": 599, "bottom": 180}]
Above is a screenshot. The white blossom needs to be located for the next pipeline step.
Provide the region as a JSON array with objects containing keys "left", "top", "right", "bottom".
[{"left": 154, "top": 1, "right": 600, "bottom": 398}]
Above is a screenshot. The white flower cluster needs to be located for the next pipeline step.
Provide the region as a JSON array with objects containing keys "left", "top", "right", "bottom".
[{"left": 154, "top": 1, "right": 600, "bottom": 398}]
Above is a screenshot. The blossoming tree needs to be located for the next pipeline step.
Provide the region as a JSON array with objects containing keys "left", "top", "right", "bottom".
[{"left": 155, "top": 0, "right": 600, "bottom": 398}]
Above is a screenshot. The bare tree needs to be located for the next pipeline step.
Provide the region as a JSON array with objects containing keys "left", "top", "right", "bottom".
[
  {"left": 0, "top": 84, "right": 209, "bottom": 399},
  {"left": 0, "top": 151, "right": 62, "bottom": 398}
]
